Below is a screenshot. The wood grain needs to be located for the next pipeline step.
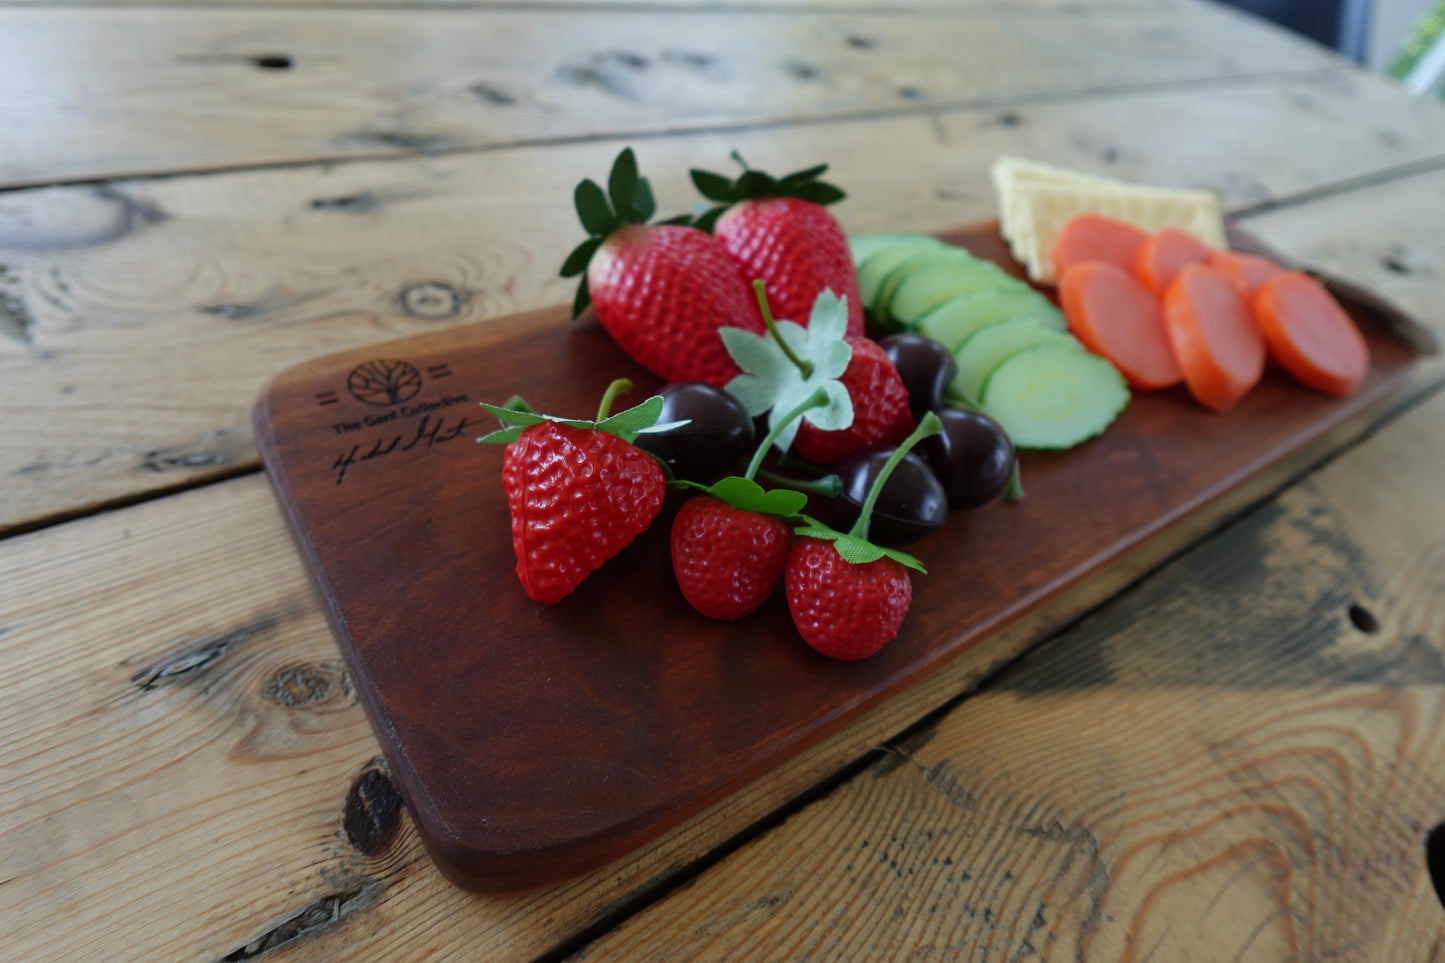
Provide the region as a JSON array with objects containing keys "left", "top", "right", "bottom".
[
  {"left": 5, "top": 70, "right": 1445, "bottom": 534},
  {"left": 575, "top": 376, "right": 1445, "bottom": 963},
  {"left": 0, "top": 1, "right": 1335, "bottom": 188}
]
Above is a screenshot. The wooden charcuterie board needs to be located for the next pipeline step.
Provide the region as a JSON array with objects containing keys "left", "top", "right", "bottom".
[{"left": 252, "top": 223, "right": 1422, "bottom": 893}]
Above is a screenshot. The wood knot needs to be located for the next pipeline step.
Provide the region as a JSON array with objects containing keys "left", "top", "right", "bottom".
[
  {"left": 344, "top": 760, "right": 404, "bottom": 857},
  {"left": 399, "top": 281, "right": 462, "bottom": 320},
  {"left": 265, "top": 663, "right": 346, "bottom": 707}
]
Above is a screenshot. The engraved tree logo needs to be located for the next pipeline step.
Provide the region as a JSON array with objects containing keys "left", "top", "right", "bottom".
[{"left": 347, "top": 359, "right": 423, "bottom": 406}]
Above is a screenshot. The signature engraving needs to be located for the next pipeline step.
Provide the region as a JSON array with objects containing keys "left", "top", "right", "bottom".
[{"left": 332, "top": 413, "right": 477, "bottom": 485}]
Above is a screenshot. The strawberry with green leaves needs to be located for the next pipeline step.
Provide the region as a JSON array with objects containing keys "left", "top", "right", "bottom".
[
  {"left": 724, "top": 283, "right": 913, "bottom": 466},
  {"left": 480, "top": 380, "right": 676, "bottom": 604},
  {"left": 691, "top": 153, "right": 864, "bottom": 337},
  {"left": 786, "top": 413, "right": 943, "bottom": 660},
  {"left": 561, "top": 148, "right": 764, "bottom": 386},
  {"left": 670, "top": 389, "right": 832, "bottom": 621}
]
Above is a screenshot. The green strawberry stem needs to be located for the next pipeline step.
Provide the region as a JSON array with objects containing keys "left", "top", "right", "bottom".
[
  {"left": 595, "top": 378, "right": 634, "bottom": 422},
  {"left": 849, "top": 411, "right": 944, "bottom": 543},
  {"left": 756, "top": 467, "right": 841, "bottom": 498},
  {"left": 753, "top": 280, "right": 813, "bottom": 380},
  {"left": 744, "top": 386, "right": 830, "bottom": 481}
]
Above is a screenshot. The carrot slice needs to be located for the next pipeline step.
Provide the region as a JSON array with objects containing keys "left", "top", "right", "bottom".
[
  {"left": 1052, "top": 215, "right": 1150, "bottom": 282},
  {"left": 1207, "top": 250, "right": 1284, "bottom": 296},
  {"left": 1136, "top": 227, "right": 1212, "bottom": 295},
  {"left": 1162, "top": 264, "right": 1265, "bottom": 412},
  {"left": 1059, "top": 261, "right": 1182, "bottom": 390},
  {"left": 1251, "top": 271, "right": 1369, "bottom": 397}
]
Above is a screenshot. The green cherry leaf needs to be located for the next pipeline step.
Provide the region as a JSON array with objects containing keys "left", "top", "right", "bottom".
[
  {"left": 607, "top": 148, "right": 640, "bottom": 220},
  {"left": 574, "top": 179, "right": 613, "bottom": 236},
  {"left": 708, "top": 475, "right": 808, "bottom": 517},
  {"left": 595, "top": 395, "right": 665, "bottom": 442},
  {"left": 791, "top": 516, "right": 927, "bottom": 573}
]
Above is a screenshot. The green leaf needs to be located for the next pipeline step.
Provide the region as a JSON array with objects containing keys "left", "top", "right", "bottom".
[
  {"left": 795, "top": 181, "right": 846, "bottom": 206},
  {"left": 574, "top": 179, "right": 613, "bottom": 236},
  {"left": 479, "top": 425, "right": 525, "bottom": 445},
  {"left": 691, "top": 205, "right": 726, "bottom": 234},
  {"left": 630, "top": 177, "right": 656, "bottom": 222},
  {"left": 559, "top": 237, "right": 600, "bottom": 279},
  {"left": 477, "top": 401, "right": 549, "bottom": 430},
  {"left": 595, "top": 395, "right": 665, "bottom": 442},
  {"left": 607, "top": 148, "right": 639, "bottom": 219},
  {"left": 778, "top": 163, "right": 828, "bottom": 187},
  {"left": 831, "top": 533, "right": 887, "bottom": 565},
  {"left": 690, "top": 169, "right": 737, "bottom": 202},
  {"left": 736, "top": 170, "right": 777, "bottom": 198},
  {"left": 658, "top": 212, "right": 694, "bottom": 226},
  {"left": 708, "top": 476, "right": 808, "bottom": 517},
  {"left": 571, "top": 277, "right": 592, "bottom": 320}
]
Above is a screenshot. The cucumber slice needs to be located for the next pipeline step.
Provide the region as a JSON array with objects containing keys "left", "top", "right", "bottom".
[
  {"left": 856, "top": 238, "right": 947, "bottom": 310},
  {"left": 887, "top": 255, "right": 1014, "bottom": 328},
  {"left": 873, "top": 248, "right": 984, "bottom": 325},
  {"left": 849, "top": 232, "right": 929, "bottom": 266},
  {"left": 915, "top": 286, "right": 1066, "bottom": 351},
  {"left": 953, "top": 316, "right": 1082, "bottom": 403},
  {"left": 979, "top": 342, "right": 1129, "bottom": 450}
]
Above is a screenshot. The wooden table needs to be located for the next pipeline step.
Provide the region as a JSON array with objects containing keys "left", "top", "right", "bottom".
[{"left": 4, "top": 0, "right": 1445, "bottom": 959}]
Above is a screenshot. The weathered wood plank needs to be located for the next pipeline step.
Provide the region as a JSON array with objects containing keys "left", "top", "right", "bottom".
[
  {"left": 0, "top": 472, "right": 1180, "bottom": 962},
  {"left": 3, "top": 345, "right": 1430, "bottom": 960},
  {"left": 573, "top": 378, "right": 1445, "bottom": 962},
  {"left": 0, "top": 2, "right": 1337, "bottom": 188},
  {"left": 4, "top": 70, "right": 1444, "bottom": 534}
]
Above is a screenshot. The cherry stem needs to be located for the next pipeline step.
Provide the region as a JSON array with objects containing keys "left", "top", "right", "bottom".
[
  {"left": 744, "top": 386, "right": 830, "bottom": 481},
  {"left": 594, "top": 378, "right": 633, "bottom": 422},
  {"left": 753, "top": 280, "right": 813, "bottom": 380},
  {"left": 757, "top": 467, "right": 841, "bottom": 498},
  {"left": 849, "top": 412, "right": 944, "bottom": 543}
]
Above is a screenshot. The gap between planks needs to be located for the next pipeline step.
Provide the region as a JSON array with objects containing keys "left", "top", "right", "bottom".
[
  {"left": 0, "top": 66, "right": 1343, "bottom": 196},
  {"left": 524, "top": 367, "right": 1445, "bottom": 963}
]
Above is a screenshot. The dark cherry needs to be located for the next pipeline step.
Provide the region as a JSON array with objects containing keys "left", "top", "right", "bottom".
[
  {"left": 878, "top": 333, "right": 958, "bottom": 422},
  {"left": 919, "top": 406, "right": 1016, "bottom": 509},
  {"left": 831, "top": 445, "right": 948, "bottom": 547},
  {"left": 632, "top": 382, "right": 755, "bottom": 483}
]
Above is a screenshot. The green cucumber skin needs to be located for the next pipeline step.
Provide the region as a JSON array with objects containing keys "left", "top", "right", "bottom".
[
  {"left": 914, "top": 287, "right": 1066, "bottom": 351},
  {"left": 887, "top": 257, "right": 1014, "bottom": 328},
  {"left": 875, "top": 248, "right": 993, "bottom": 326},
  {"left": 856, "top": 238, "right": 947, "bottom": 308},
  {"left": 953, "top": 317, "right": 1082, "bottom": 403},
  {"left": 849, "top": 232, "right": 929, "bottom": 265},
  {"left": 979, "top": 342, "right": 1129, "bottom": 450}
]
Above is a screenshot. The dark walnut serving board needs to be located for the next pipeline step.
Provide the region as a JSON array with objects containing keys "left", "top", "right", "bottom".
[{"left": 253, "top": 223, "right": 1424, "bottom": 893}]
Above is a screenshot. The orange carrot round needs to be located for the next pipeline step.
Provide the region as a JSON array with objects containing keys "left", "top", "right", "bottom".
[
  {"left": 1052, "top": 214, "right": 1150, "bottom": 282},
  {"left": 1059, "top": 260, "right": 1182, "bottom": 390},
  {"left": 1162, "top": 264, "right": 1265, "bottom": 413},
  {"left": 1136, "top": 227, "right": 1212, "bottom": 294},
  {"left": 1207, "top": 250, "right": 1284, "bottom": 296},
  {"left": 1251, "top": 271, "right": 1369, "bottom": 397}
]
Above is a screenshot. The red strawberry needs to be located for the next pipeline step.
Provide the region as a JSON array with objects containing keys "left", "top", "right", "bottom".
[
  {"left": 562, "top": 149, "right": 764, "bottom": 386},
  {"left": 792, "top": 334, "right": 914, "bottom": 465},
  {"left": 783, "top": 413, "right": 942, "bottom": 660},
  {"left": 671, "top": 496, "right": 792, "bottom": 620},
  {"left": 692, "top": 156, "right": 864, "bottom": 336},
  {"left": 482, "top": 382, "right": 668, "bottom": 604},
  {"left": 785, "top": 539, "right": 912, "bottom": 660},
  {"left": 668, "top": 392, "right": 825, "bottom": 621}
]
